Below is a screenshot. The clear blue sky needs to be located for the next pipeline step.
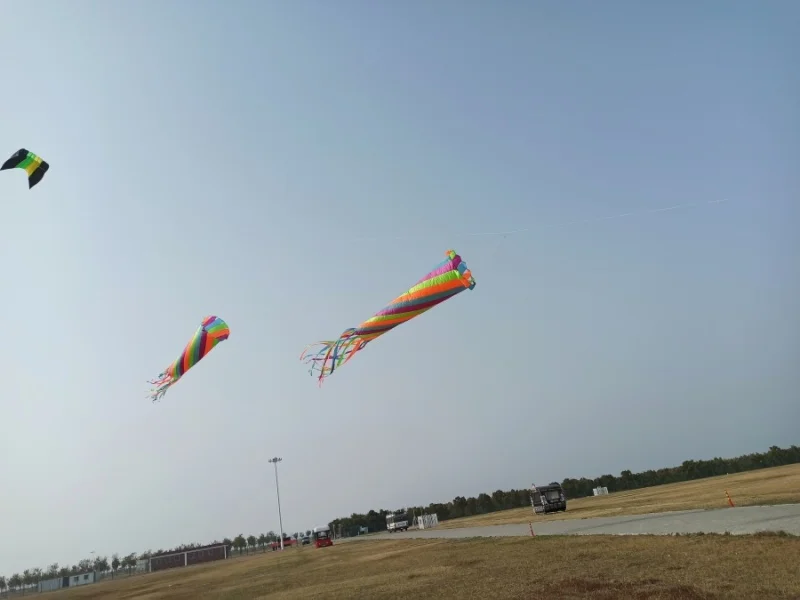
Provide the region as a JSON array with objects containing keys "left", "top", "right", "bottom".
[{"left": 1, "top": 0, "right": 797, "bottom": 576}]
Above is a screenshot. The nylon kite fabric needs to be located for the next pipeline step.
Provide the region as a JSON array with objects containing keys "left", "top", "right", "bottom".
[
  {"left": 301, "top": 249, "right": 476, "bottom": 386},
  {"left": 1, "top": 148, "right": 49, "bottom": 189},
  {"left": 148, "top": 315, "right": 230, "bottom": 402}
]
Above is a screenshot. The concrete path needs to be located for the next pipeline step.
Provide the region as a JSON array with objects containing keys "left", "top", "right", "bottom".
[{"left": 342, "top": 504, "right": 800, "bottom": 541}]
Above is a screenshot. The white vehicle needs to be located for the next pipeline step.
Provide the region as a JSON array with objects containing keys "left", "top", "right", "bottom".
[{"left": 386, "top": 512, "right": 409, "bottom": 532}]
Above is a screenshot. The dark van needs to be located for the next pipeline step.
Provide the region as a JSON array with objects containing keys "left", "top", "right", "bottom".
[{"left": 530, "top": 482, "right": 567, "bottom": 514}]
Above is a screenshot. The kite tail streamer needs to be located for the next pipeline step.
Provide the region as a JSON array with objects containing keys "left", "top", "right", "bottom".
[
  {"left": 300, "top": 249, "right": 475, "bottom": 386},
  {"left": 147, "top": 315, "right": 230, "bottom": 402},
  {"left": 299, "top": 329, "right": 368, "bottom": 384},
  {"left": 147, "top": 372, "right": 178, "bottom": 403}
]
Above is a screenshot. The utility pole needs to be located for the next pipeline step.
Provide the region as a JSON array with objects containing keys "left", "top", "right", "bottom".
[{"left": 268, "top": 457, "right": 285, "bottom": 550}]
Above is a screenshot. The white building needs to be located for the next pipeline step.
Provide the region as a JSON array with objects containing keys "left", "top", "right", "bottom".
[{"left": 38, "top": 571, "right": 95, "bottom": 592}]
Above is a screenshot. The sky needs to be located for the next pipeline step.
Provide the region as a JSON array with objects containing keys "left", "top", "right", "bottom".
[{"left": 0, "top": 0, "right": 798, "bottom": 576}]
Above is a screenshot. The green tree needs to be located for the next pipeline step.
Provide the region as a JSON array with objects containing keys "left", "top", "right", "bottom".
[
  {"left": 476, "top": 493, "right": 493, "bottom": 514},
  {"left": 257, "top": 533, "right": 267, "bottom": 552},
  {"left": 46, "top": 563, "right": 59, "bottom": 578},
  {"left": 490, "top": 490, "right": 508, "bottom": 510},
  {"left": 22, "top": 568, "right": 33, "bottom": 591},
  {"left": 111, "top": 554, "right": 121, "bottom": 577},
  {"left": 124, "top": 553, "right": 138, "bottom": 575},
  {"left": 232, "top": 534, "right": 246, "bottom": 555},
  {"left": 451, "top": 496, "right": 467, "bottom": 518},
  {"left": 246, "top": 535, "right": 257, "bottom": 554},
  {"left": 93, "top": 555, "right": 109, "bottom": 575},
  {"left": 77, "top": 558, "right": 92, "bottom": 573},
  {"left": 0, "top": 576, "right": 6, "bottom": 594},
  {"left": 8, "top": 573, "right": 20, "bottom": 592}
]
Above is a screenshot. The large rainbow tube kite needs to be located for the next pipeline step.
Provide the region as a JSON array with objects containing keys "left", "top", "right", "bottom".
[
  {"left": 148, "top": 315, "right": 230, "bottom": 402},
  {"left": 301, "top": 249, "right": 476, "bottom": 386}
]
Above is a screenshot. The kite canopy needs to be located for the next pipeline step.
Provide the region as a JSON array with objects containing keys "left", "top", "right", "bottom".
[
  {"left": 148, "top": 315, "right": 230, "bottom": 402},
  {"left": 301, "top": 249, "right": 475, "bottom": 385},
  {"left": 1, "top": 148, "right": 49, "bottom": 189}
]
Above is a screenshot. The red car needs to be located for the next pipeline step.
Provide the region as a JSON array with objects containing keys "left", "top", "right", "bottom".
[{"left": 269, "top": 536, "right": 296, "bottom": 551}]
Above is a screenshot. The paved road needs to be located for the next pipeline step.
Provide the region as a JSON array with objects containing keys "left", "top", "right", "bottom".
[{"left": 343, "top": 504, "right": 800, "bottom": 541}]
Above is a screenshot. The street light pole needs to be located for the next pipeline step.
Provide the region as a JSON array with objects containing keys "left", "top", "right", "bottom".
[{"left": 268, "top": 457, "right": 285, "bottom": 551}]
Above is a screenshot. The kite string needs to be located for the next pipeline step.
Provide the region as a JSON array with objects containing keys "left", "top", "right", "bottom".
[
  {"left": 483, "top": 233, "right": 510, "bottom": 265},
  {"left": 351, "top": 199, "right": 728, "bottom": 243}
]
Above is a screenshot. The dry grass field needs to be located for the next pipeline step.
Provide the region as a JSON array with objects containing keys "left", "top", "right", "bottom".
[
  {"left": 437, "top": 463, "right": 800, "bottom": 529},
  {"left": 44, "top": 533, "right": 800, "bottom": 599},
  {"left": 12, "top": 465, "right": 799, "bottom": 599}
]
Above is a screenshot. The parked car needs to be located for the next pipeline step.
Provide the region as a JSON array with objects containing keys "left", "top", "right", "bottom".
[{"left": 269, "top": 535, "right": 297, "bottom": 550}]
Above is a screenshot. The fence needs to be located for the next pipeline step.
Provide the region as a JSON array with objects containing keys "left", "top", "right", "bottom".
[
  {"left": 414, "top": 514, "right": 440, "bottom": 530},
  {"left": 149, "top": 544, "right": 228, "bottom": 573},
  {"left": 0, "top": 545, "right": 231, "bottom": 597}
]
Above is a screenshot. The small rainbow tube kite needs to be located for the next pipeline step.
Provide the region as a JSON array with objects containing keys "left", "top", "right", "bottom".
[
  {"left": 301, "top": 249, "right": 476, "bottom": 386},
  {"left": 1, "top": 148, "right": 49, "bottom": 189},
  {"left": 148, "top": 315, "right": 230, "bottom": 402}
]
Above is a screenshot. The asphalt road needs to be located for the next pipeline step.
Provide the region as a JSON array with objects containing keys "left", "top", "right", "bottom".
[{"left": 344, "top": 504, "right": 800, "bottom": 541}]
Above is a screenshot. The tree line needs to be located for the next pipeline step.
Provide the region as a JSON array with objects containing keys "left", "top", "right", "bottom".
[
  {"left": 0, "top": 530, "right": 315, "bottom": 595},
  {"left": 327, "top": 444, "right": 800, "bottom": 537}
]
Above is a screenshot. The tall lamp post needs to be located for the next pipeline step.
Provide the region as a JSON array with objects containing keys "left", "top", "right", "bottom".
[{"left": 268, "top": 457, "right": 285, "bottom": 550}]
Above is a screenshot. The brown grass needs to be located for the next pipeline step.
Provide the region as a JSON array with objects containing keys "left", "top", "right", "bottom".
[
  {"left": 46, "top": 533, "right": 799, "bottom": 599},
  {"left": 437, "top": 463, "right": 800, "bottom": 529}
]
